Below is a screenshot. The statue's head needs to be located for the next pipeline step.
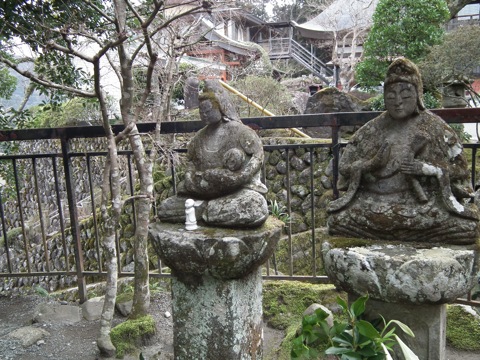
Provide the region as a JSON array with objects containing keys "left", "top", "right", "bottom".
[
  {"left": 198, "top": 80, "right": 240, "bottom": 124},
  {"left": 384, "top": 58, "right": 425, "bottom": 117}
]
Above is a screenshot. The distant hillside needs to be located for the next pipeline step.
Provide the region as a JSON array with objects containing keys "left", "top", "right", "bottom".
[{"left": 0, "top": 68, "right": 46, "bottom": 110}]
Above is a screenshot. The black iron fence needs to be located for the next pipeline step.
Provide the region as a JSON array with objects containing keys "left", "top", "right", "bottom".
[{"left": 1, "top": 108, "right": 480, "bottom": 305}]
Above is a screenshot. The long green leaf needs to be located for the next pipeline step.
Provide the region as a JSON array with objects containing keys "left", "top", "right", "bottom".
[
  {"left": 325, "top": 346, "right": 353, "bottom": 355},
  {"left": 380, "top": 343, "right": 394, "bottom": 360},
  {"left": 394, "top": 335, "right": 420, "bottom": 360},
  {"left": 340, "top": 352, "right": 363, "bottom": 360},
  {"left": 337, "top": 296, "right": 348, "bottom": 311},
  {"left": 388, "top": 320, "right": 415, "bottom": 337},
  {"left": 332, "top": 335, "right": 354, "bottom": 347},
  {"left": 357, "top": 319, "right": 380, "bottom": 338},
  {"left": 350, "top": 295, "right": 368, "bottom": 317}
]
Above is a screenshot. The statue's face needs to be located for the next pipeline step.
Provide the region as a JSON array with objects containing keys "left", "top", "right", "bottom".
[
  {"left": 199, "top": 99, "right": 222, "bottom": 125},
  {"left": 384, "top": 82, "right": 417, "bottom": 120}
]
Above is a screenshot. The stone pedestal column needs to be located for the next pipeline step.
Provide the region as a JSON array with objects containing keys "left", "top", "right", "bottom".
[
  {"left": 149, "top": 217, "right": 283, "bottom": 360},
  {"left": 358, "top": 297, "right": 447, "bottom": 360},
  {"left": 172, "top": 268, "right": 263, "bottom": 360},
  {"left": 322, "top": 238, "right": 478, "bottom": 360}
]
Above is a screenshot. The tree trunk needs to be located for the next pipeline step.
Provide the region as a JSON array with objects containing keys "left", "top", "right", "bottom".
[
  {"left": 97, "top": 135, "right": 121, "bottom": 357},
  {"left": 129, "top": 129, "right": 152, "bottom": 319},
  {"left": 446, "top": 0, "right": 473, "bottom": 18}
]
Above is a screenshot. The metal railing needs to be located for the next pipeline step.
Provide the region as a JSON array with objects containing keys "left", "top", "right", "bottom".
[
  {"left": 289, "top": 39, "right": 333, "bottom": 83},
  {"left": 1, "top": 108, "right": 480, "bottom": 305},
  {"left": 257, "top": 37, "right": 333, "bottom": 83}
]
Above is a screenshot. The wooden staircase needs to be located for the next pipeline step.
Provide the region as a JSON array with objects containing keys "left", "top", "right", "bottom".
[{"left": 262, "top": 38, "right": 333, "bottom": 84}]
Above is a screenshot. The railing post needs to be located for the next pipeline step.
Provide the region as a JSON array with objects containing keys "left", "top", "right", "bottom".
[
  {"left": 61, "top": 137, "right": 87, "bottom": 303},
  {"left": 331, "top": 118, "right": 340, "bottom": 199}
]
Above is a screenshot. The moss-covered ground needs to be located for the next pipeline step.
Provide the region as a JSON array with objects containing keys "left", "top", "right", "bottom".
[
  {"left": 262, "top": 280, "right": 345, "bottom": 359},
  {"left": 446, "top": 305, "right": 480, "bottom": 351},
  {"left": 110, "top": 315, "right": 156, "bottom": 358}
]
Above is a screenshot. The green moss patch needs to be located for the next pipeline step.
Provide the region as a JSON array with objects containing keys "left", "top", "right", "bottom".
[
  {"left": 447, "top": 305, "right": 480, "bottom": 351},
  {"left": 262, "top": 281, "right": 340, "bottom": 330},
  {"left": 110, "top": 315, "right": 156, "bottom": 358},
  {"left": 262, "top": 281, "right": 344, "bottom": 360}
]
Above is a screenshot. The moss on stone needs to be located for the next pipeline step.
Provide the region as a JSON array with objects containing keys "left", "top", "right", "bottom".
[
  {"left": 0, "top": 227, "right": 23, "bottom": 247},
  {"left": 116, "top": 292, "right": 134, "bottom": 305},
  {"left": 110, "top": 315, "right": 156, "bottom": 358},
  {"left": 446, "top": 305, "right": 480, "bottom": 351},
  {"left": 262, "top": 280, "right": 345, "bottom": 359},
  {"left": 262, "top": 280, "right": 340, "bottom": 330}
]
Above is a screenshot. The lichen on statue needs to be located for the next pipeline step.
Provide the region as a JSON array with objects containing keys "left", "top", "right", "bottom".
[
  {"left": 158, "top": 80, "right": 269, "bottom": 228},
  {"left": 328, "top": 58, "right": 480, "bottom": 244}
]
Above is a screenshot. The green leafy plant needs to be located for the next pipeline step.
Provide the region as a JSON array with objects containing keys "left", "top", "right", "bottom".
[
  {"left": 34, "top": 285, "right": 50, "bottom": 298},
  {"left": 268, "top": 199, "right": 291, "bottom": 224},
  {"left": 291, "top": 295, "right": 418, "bottom": 360}
]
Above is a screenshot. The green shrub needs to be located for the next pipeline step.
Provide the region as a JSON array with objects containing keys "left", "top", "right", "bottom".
[{"left": 291, "top": 295, "right": 417, "bottom": 359}]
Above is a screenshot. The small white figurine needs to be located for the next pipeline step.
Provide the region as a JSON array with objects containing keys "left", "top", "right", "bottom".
[{"left": 185, "top": 198, "right": 198, "bottom": 231}]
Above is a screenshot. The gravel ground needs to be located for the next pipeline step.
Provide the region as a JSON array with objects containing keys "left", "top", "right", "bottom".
[
  {"left": 0, "top": 292, "right": 479, "bottom": 360},
  {"left": 0, "top": 292, "right": 284, "bottom": 360}
]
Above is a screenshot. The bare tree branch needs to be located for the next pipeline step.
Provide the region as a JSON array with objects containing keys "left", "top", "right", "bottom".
[{"left": 84, "top": 0, "right": 116, "bottom": 23}]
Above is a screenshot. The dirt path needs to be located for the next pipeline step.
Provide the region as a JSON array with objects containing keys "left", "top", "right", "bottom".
[{"left": 0, "top": 292, "right": 284, "bottom": 360}]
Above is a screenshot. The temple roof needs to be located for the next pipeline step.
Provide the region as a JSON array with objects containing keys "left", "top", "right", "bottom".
[{"left": 292, "top": 0, "right": 379, "bottom": 40}]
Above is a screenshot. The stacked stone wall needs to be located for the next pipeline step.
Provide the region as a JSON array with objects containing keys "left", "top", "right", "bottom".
[{"left": 1, "top": 137, "right": 334, "bottom": 293}]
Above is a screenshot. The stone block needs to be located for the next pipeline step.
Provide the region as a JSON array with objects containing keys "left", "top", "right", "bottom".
[{"left": 357, "top": 296, "right": 446, "bottom": 360}]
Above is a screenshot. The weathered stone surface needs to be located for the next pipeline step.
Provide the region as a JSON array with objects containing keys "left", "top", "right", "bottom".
[
  {"left": 303, "top": 87, "right": 367, "bottom": 138},
  {"left": 149, "top": 217, "right": 283, "bottom": 281},
  {"left": 442, "top": 81, "right": 468, "bottom": 108},
  {"left": 203, "top": 189, "right": 268, "bottom": 227},
  {"left": 115, "top": 299, "right": 133, "bottom": 317},
  {"left": 158, "top": 80, "right": 268, "bottom": 228},
  {"left": 33, "top": 303, "right": 81, "bottom": 324},
  {"left": 8, "top": 326, "right": 50, "bottom": 347},
  {"left": 303, "top": 303, "right": 333, "bottom": 327},
  {"left": 357, "top": 296, "right": 447, "bottom": 360},
  {"left": 328, "top": 58, "right": 480, "bottom": 244},
  {"left": 172, "top": 268, "right": 263, "bottom": 360},
  {"left": 81, "top": 296, "right": 104, "bottom": 321},
  {"left": 184, "top": 77, "right": 199, "bottom": 109},
  {"left": 322, "top": 240, "right": 477, "bottom": 304}
]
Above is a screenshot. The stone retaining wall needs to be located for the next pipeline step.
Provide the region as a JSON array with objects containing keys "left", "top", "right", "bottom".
[{"left": 1, "top": 137, "right": 334, "bottom": 293}]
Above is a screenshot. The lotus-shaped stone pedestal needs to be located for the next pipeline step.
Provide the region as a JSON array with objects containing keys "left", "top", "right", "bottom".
[
  {"left": 149, "top": 217, "right": 283, "bottom": 360},
  {"left": 322, "top": 238, "right": 479, "bottom": 360}
]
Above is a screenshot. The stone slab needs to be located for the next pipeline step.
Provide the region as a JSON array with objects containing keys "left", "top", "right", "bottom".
[
  {"left": 323, "top": 240, "right": 478, "bottom": 304},
  {"left": 33, "top": 303, "right": 81, "bottom": 324},
  {"left": 8, "top": 326, "right": 51, "bottom": 347}
]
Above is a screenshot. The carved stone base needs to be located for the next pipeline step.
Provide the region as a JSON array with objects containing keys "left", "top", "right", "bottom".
[
  {"left": 172, "top": 268, "right": 263, "bottom": 360},
  {"left": 352, "top": 295, "right": 446, "bottom": 360},
  {"left": 322, "top": 239, "right": 478, "bottom": 304},
  {"left": 149, "top": 217, "right": 283, "bottom": 281},
  {"left": 322, "top": 237, "right": 478, "bottom": 360},
  {"left": 148, "top": 218, "right": 284, "bottom": 360}
]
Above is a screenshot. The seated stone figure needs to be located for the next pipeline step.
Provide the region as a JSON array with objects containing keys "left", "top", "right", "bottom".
[
  {"left": 328, "top": 58, "right": 480, "bottom": 244},
  {"left": 159, "top": 80, "right": 268, "bottom": 228}
]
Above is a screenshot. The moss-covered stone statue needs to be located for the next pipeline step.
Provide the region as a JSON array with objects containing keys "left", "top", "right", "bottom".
[
  {"left": 327, "top": 58, "right": 480, "bottom": 244},
  {"left": 159, "top": 80, "right": 268, "bottom": 228}
]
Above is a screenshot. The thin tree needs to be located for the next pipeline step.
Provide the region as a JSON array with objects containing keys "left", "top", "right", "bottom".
[{"left": 0, "top": 0, "right": 223, "bottom": 355}]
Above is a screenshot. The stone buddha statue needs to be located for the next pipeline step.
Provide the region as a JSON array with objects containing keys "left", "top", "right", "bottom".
[
  {"left": 327, "top": 58, "right": 480, "bottom": 244},
  {"left": 158, "top": 80, "right": 269, "bottom": 228}
]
